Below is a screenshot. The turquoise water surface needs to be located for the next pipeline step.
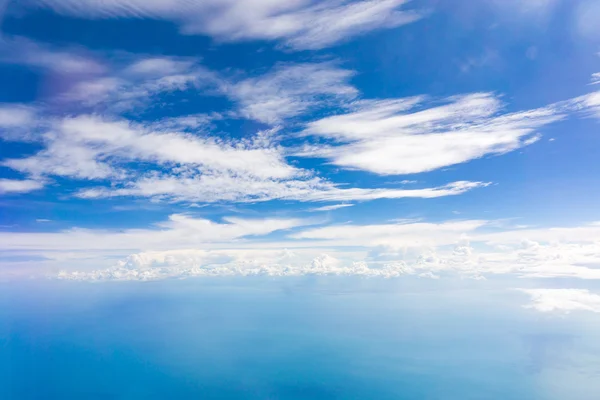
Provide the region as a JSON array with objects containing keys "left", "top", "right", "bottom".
[{"left": 2, "top": 278, "right": 599, "bottom": 399}]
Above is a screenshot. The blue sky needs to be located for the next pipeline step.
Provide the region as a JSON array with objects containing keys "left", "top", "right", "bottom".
[{"left": 1, "top": 0, "right": 600, "bottom": 310}]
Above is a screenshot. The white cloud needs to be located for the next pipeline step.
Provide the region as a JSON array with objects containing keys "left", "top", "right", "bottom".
[
  {"left": 291, "top": 219, "right": 488, "bottom": 248},
  {"left": 54, "top": 249, "right": 423, "bottom": 281},
  {"left": 519, "top": 289, "right": 600, "bottom": 313},
  {"left": 0, "top": 178, "right": 44, "bottom": 194},
  {"left": 0, "top": 104, "right": 44, "bottom": 142},
  {"left": 591, "top": 73, "right": 600, "bottom": 85},
  {"left": 0, "top": 36, "right": 104, "bottom": 74},
  {"left": 0, "top": 213, "right": 311, "bottom": 252},
  {"left": 57, "top": 56, "right": 215, "bottom": 111},
  {"left": 123, "top": 57, "right": 195, "bottom": 77},
  {"left": 287, "top": 220, "right": 600, "bottom": 280},
  {"left": 224, "top": 62, "right": 357, "bottom": 124},
  {"left": 3, "top": 137, "right": 118, "bottom": 180},
  {"left": 3, "top": 115, "right": 298, "bottom": 181},
  {"left": 76, "top": 174, "right": 487, "bottom": 204},
  {"left": 2, "top": 40, "right": 357, "bottom": 124},
  {"left": 2, "top": 111, "right": 486, "bottom": 203},
  {"left": 23, "top": 0, "right": 421, "bottom": 50},
  {"left": 310, "top": 203, "right": 354, "bottom": 212},
  {"left": 300, "top": 93, "right": 567, "bottom": 175},
  {"left": 149, "top": 114, "right": 220, "bottom": 132},
  {"left": 4, "top": 214, "right": 600, "bottom": 281},
  {"left": 0, "top": 104, "right": 36, "bottom": 128}
]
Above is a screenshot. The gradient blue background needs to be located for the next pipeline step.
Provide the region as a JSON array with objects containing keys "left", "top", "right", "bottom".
[{"left": 3, "top": 278, "right": 600, "bottom": 399}]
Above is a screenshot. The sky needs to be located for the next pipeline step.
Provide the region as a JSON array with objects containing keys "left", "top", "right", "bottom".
[
  {"left": 2, "top": 1, "right": 600, "bottom": 398},
  {"left": 0, "top": 0, "right": 600, "bottom": 304}
]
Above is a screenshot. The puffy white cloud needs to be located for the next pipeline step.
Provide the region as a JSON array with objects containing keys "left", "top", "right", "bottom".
[
  {"left": 300, "top": 93, "right": 566, "bottom": 175},
  {"left": 0, "top": 178, "right": 44, "bottom": 194},
  {"left": 519, "top": 289, "right": 600, "bottom": 313},
  {"left": 4, "top": 215, "right": 600, "bottom": 281},
  {"left": 23, "top": 0, "right": 421, "bottom": 50},
  {"left": 289, "top": 220, "right": 600, "bottom": 280},
  {"left": 54, "top": 249, "right": 422, "bottom": 281}
]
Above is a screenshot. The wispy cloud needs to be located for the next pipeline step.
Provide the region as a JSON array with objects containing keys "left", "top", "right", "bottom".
[
  {"left": 2, "top": 110, "right": 487, "bottom": 203},
  {"left": 22, "top": 0, "right": 422, "bottom": 50},
  {"left": 76, "top": 172, "right": 486, "bottom": 204},
  {"left": 224, "top": 62, "right": 357, "bottom": 124},
  {"left": 0, "top": 104, "right": 37, "bottom": 128},
  {"left": 299, "top": 92, "right": 599, "bottom": 175},
  {"left": 0, "top": 178, "right": 44, "bottom": 194},
  {"left": 310, "top": 203, "right": 355, "bottom": 212},
  {"left": 2, "top": 115, "right": 297, "bottom": 181},
  {"left": 2, "top": 40, "right": 358, "bottom": 123},
  {"left": 0, "top": 36, "right": 105, "bottom": 74},
  {"left": 0, "top": 213, "right": 312, "bottom": 252}
]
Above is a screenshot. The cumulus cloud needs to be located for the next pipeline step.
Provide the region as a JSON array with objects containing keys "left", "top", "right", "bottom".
[
  {"left": 21, "top": 0, "right": 422, "bottom": 50},
  {"left": 290, "top": 219, "right": 600, "bottom": 280},
  {"left": 50, "top": 222, "right": 600, "bottom": 281},
  {"left": 519, "top": 289, "right": 600, "bottom": 313},
  {"left": 54, "top": 250, "right": 378, "bottom": 281},
  {"left": 0, "top": 178, "right": 44, "bottom": 194},
  {"left": 4, "top": 213, "right": 600, "bottom": 281}
]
